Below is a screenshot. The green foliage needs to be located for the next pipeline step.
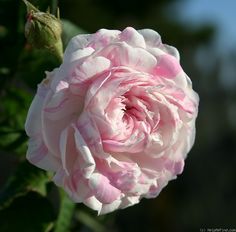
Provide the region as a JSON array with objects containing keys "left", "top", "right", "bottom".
[
  {"left": 0, "top": 161, "right": 55, "bottom": 232},
  {"left": 54, "top": 190, "right": 75, "bottom": 232},
  {"left": 0, "top": 192, "right": 55, "bottom": 232},
  {"left": 17, "top": 48, "right": 60, "bottom": 88},
  {"left": 0, "top": 0, "right": 235, "bottom": 231},
  {"left": 0, "top": 87, "right": 31, "bottom": 155},
  {"left": 0, "top": 161, "right": 50, "bottom": 210},
  {"left": 0, "top": 1, "right": 78, "bottom": 231}
]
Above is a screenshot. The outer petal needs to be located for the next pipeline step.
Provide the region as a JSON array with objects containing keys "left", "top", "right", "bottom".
[
  {"left": 63, "top": 34, "right": 92, "bottom": 62},
  {"left": 25, "top": 80, "right": 49, "bottom": 136},
  {"left": 99, "top": 199, "right": 122, "bottom": 215},
  {"left": 88, "top": 29, "right": 120, "bottom": 49},
  {"left": 138, "top": 29, "right": 162, "bottom": 47},
  {"left": 119, "top": 27, "right": 146, "bottom": 48},
  {"left": 120, "top": 196, "right": 140, "bottom": 209},
  {"left": 26, "top": 137, "right": 60, "bottom": 171},
  {"left": 72, "top": 56, "right": 111, "bottom": 83},
  {"left": 154, "top": 54, "right": 182, "bottom": 79},
  {"left": 84, "top": 196, "right": 102, "bottom": 212},
  {"left": 97, "top": 42, "right": 157, "bottom": 72},
  {"left": 25, "top": 77, "right": 60, "bottom": 171},
  {"left": 138, "top": 29, "right": 180, "bottom": 60},
  {"left": 41, "top": 87, "right": 83, "bottom": 158},
  {"left": 162, "top": 44, "right": 180, "bottom": 60},
  {"left": 50, "top": 47, "right": 95, "bottom": 91},
  {"left": 43, "top": 87, "right": 79, "bottom": 120}
]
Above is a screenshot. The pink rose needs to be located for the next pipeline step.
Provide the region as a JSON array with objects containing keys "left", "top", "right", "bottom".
[{"left": 25, "top": 27, "right": 199, "bottom": 214}]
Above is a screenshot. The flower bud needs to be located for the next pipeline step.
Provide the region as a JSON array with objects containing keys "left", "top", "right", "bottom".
[{"left": 23, "top": 0, "right": 63, "bottom": 61}]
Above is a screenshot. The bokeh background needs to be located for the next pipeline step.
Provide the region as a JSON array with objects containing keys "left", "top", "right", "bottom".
[{"left": 0, "top": 0, "right": 236, "bottom": 231}]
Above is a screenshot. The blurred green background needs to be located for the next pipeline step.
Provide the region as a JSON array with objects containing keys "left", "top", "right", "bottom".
[{"left": 0, "top": 0, "right": 236, "bottom": 231}]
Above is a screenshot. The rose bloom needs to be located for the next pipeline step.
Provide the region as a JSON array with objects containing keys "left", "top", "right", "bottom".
[{"left": 25, "top": 27, "right": 199, "bottom": 214}]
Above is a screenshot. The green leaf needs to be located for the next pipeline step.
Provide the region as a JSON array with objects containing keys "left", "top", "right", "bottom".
[
  {"left": 54, "top": 190, "right": 75, "bottom": 232},
  {"left": 16, "top": 48, "right": 60, "bottom": 89},
  {"left": 0, "top": 87, "right": 32, "bottom": 127},
  {"left": 61, "top": 19, "right": 86, "bottom": 47},
  {"left": 0, "top": 87, "right": 32, "bottom": 155},
  {"left": 0, "top": 129, "right": 28, "bottom": 155},
  {"left": 0, "top": 161, "right": 51, "bottom": 210},
  {"left": 0, "top": 191, "right": 55, "bottom": 232}
]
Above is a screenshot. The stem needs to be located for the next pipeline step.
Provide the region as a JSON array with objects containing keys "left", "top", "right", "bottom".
[
  {"left": 54, "top": 190, "right": 75, "bottom": 232},
  {"left": 76, "top": 210, "right": 106, "bottom": 232}
]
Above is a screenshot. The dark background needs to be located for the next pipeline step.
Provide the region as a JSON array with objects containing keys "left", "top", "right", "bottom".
[{"left": 0, "top": 0, "right": 235, "bottom": 231}]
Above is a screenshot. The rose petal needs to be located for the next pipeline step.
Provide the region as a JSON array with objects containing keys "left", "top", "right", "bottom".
[
  {"left": 65, "top": 170, "right": 92, "bottom": 202},
  {"left": 99, "top": 199, "right": 122, "bottom": 215},
  {"left": 59, "top": 126, "right": 78, "bottom": 175},
  {"left": 88, "top": 173, "right": 121, "bottom": 204},
  {"left": 89, "top": 29, "right": 120, "bottom": 49},
  {"left": 120, "top": 196, "right": 140, "bottom": 209},
  {"left": 63, "top": 34, "right": 92, "bottom": 62},
  {"left": 73, "top": 125, "right": 96, "bottom": 178},
  {"left": 84, "top": 196, "right": 102, "bottom": 212},
  {"left": 43, "top": 87, "right": 82, "bottom": 121},
  {"left": 162, "top": 44, "right": 180, "bottom": 60},
  {"left": 98, "top": 42, "right": 157, "bottom": 72},
  {"left": 27, "top": 137, "right": 60, "bottom": 171},
  {"left": 120, "top": 27, "right": 146, "bottom": 48},
  {"left": 138, "top": 29, "right": 162, "bottom": 47},
  {"left": 73, "top": 56, "right": 111, "bottom": 83},
  {"left": 154, "top": 54, "right": 182, "bottom": 78},
  {"left": 25, "top": 81, "right": 49, "bottom": 136}
]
